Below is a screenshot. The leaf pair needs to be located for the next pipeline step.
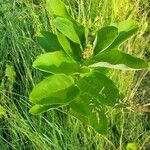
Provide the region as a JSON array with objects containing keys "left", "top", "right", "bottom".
[
  {"left": 88, "top": 20, "right": 149, "bottom": 70},
  {"left": 37, "top": 19, "right": 86, "bottom": 62},
  {"left": 94, "top": 20, "right": 139, "bottom": 55},
  {"left": 46, "top": 0, "right": 87, "bottom": 49},
  {"left": 29, "top": 70, "right": 119, "bottom": 133}
]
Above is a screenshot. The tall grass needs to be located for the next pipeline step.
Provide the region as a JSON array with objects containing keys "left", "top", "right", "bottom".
[{"left": 0, "top": 0, "right": 149, "bottom": 149}]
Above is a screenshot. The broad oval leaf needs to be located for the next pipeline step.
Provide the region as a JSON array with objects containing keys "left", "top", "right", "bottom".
[
  {"left": 77, "top": 71, "right": 120, "bottom": 106},
  {"left": 46, "top": 0, "right": 72, "bottom": 20},
  {"left": 37, "top": 31, "right": 62, "bottom": 52},
  {"left": 108, "top": 20, "right": 139, "bottom": 49},
  {"left": 30, "top": 74, "right": 80, "bottom": 105},
  {"left": 33, "top": 51, "right": 81, "bottom": 75},
  {"left": 94, "top": 26, "right": 118, "bottom": 55},
  {"left": 86, "top": 50, "right": 149, "bottom": 70},
  {"left": 53, "top": 17, "right": 81, "bottom": 45},
  {"left": 29, "top": 104, "right": 61, "bottom": 115}
]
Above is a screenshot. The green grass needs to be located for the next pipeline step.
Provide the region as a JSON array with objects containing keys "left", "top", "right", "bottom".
[{"left": 0, "top": 0, "right": 150, "bottom": 149}]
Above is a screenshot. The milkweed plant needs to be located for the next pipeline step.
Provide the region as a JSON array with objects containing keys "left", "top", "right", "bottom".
[{"left": 29, "top": 0, "right": 149, "bottom": 134}]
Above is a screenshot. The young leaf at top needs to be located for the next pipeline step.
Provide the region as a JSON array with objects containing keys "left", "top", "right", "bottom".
[
  {"left": 33, "top": 51, "right": 81, "bottom": 75},
  {"left": 77, "top": 70, "right": 120, "bottom": 106},
  {"left": 108, "top": 20, "right": 139, "bottom": 49},
  {"left": 30, "top": 74, "right": 80, "bottom": 105},
  {"left": 94, "top": 26, "right": 118, "bottom": 55},
  {"left": 46, "top": 0, "right": 87, "bottom": 49},
  {"left": 53, "top": 17, "right": 81, "bottom": 45},
  {"left": 86, "top": 50, "right": 149, "bottom": 70},
  {"left": 37, "top": 31, "right": 62, "bottom": 52},
  {"left": 46, "top": 0, "right": 72, "bottom": 20}
]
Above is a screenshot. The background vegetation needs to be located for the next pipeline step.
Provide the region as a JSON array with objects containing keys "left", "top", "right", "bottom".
[{"left": 0, "top": 0, "right": 150, "bottom": 149}]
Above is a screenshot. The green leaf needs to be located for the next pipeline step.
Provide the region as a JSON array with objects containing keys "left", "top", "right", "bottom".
[
  {"left": 69, "top": 94, "right": 108, "bottom": 134},
  {"left": 89, "top": 110, "right": 107, "bottom": 134},
  {"left": 69, "top": 40, "right": 83, "bottom": 62},
  {"left": 37, "top": 31, "right": 62, "bottom": 52},
  {"left": 77, "top": 71, "right": 120, "bottom": 106},
  {"left": 53, "top": 17, "right": 81, "bottom": 45},
  {"left": 29, "top": 104, "right": 61, "bottom": 115},
  {"left": 116, "top": 20, "right": 139, "bottom": 33},
  {"left": 73, "top": 21, "right": 88, "bottom": 49},
  {"left": 93, "top": 67, "right": 110, "bottom": 75},
  {"left": 108, "top": 20, "right": 139, "bottom": 49},
  {"left": 94, "top": 26, "right": 118, "bottom": 55},
  {"left": 86, "top": 50, "right": 149, "bottom": 70},
  {"left": 69, "top": 94, "right": 92, "bottom": 116},
  {"left": 46, "top": 0, "right": 87, "bottom": 48},
  {"left": 33, "top": 51, "right": 81, "bottom": 75},
  {"left": 30, "top": 74, "right": 80, "bottom": 105},
  {"left": 56, "top": 31, "right": 74, "bottom": 58},
  {"left": 69, "top": 109, "right": 89, "bottom": 124},
  {"left": 56, "top": 32, "right": 82, "bottom": 62},
  {"left": 46, "top": 0, "right": 72, "bottom": 20}
]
